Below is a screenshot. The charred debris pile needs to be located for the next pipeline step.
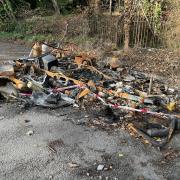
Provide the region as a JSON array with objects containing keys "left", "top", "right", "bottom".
[{"left": 0, "top": 42, "right": 179, "bottom": 148}]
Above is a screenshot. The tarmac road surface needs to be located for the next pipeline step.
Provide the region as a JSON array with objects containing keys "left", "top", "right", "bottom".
[{"left": 0, "top": 41, "right": 30, "bottom": 61}]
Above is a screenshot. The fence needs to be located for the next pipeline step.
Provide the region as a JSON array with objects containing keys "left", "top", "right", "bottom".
[
  {"left": 66, "top": 0, "right": 177, "bottom": 49},
  {"left": 2, "top": 1, "right": 179, "bottom": 49},
  {"left": 67, "top": 14, "right": 166, "bottom": 48}
]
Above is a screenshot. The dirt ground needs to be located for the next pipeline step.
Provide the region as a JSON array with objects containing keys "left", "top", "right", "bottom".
[{"left": 0, "top": 42, "right": 180, "bottom": 180}]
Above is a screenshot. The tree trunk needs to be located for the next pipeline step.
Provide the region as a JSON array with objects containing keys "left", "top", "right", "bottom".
[
  {"left": 118, "top": 0, "right": 120, "bottom": 12},
  {"left": 124, "top": 0, "right": 132, "bottom": 51},
  {"left": 51, "top": 0, "right": 60, "bottom": 15},
  {"left": 94, "top": 0, "right": 100, "bottom": 13},
  {"left": 124, "top": 23, "right": 130, "bottom": 50},
  {"left": 109, "top": 0, "right": 112, "bottom": 15}
]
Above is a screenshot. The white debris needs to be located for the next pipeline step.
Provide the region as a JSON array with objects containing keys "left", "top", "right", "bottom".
[
  {"left": 67, "top": 162, "right": 79, "bottom": 168},
  {"left": 97, "top": 164, "right": 105, "bottom": 171}
]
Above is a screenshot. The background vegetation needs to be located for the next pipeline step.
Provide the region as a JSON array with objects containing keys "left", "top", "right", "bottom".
[{"left": 0, "top": 0, "right": 179, "bottom": 49}]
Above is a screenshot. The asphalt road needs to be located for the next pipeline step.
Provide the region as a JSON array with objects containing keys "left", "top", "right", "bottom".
[
  {"left": 0, "top": 41, "right": 180, "bottom": 180},
  {"left": 0, "top": 41, "right": 30, "bottom": 61}
]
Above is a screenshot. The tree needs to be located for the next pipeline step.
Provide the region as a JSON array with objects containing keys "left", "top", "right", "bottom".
[
  {"left": 94, "top": 0, "right": 101, "bottom": 13},
  {"left": 109, "top": 0, "right": 112, "bottom": 15},
  {"left": 124, "top": 0, "right": 133, "bottom": 51},
  {"left": 88, "top": 0, "right": 100, "bottom": 13},
  {"left": 0, "top": 0, "right": 16, "bottom": 21},
  {"left": 51, "top": 0, "right": 60, "bottom": 15}
]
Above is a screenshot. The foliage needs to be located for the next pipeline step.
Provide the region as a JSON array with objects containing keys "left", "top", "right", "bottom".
[
  {"left": 0, "top": 0, "right": 179, "bottom": 50},
  {"left": 164, "top": 0, "right": 180, "bottom": 49},
  {"left": 140, "top": 0, "right": 164, "bottom": 34}
]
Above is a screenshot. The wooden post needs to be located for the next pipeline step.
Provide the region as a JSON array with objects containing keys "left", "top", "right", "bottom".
[{"left": 148, "top": 75, "right": 153, "bottom": 95}]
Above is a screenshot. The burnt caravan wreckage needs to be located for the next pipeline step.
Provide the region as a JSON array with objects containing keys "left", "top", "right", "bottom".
[{"left": 0, "top": 42, "right": 179, "bottom": 148}]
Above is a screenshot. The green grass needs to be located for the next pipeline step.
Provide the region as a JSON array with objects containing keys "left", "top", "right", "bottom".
[
  {"left": 0, "top": 16, "right": 69, "bottom": 43},
  {"left": 0, "top": 32, "right": 24, "bottom": 40},
  {"left": 0, "top": 31, "right": 55, "bottom": 43}
]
